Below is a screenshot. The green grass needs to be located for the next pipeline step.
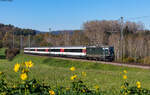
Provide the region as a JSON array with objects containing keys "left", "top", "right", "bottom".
[
  {"left": 0, "top": 48, "right": 6, "bottom": 59},
  {"left": 0, "top": 48, "right": 150, "bottom": 94}
]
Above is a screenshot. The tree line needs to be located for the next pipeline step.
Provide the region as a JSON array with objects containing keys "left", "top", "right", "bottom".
[{"left": 0, "top": 20, "right": 150, "bottom": 63}]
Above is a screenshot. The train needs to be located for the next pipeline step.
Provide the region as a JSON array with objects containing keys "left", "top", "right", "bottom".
[{"left": 24, "top": 46, "right": 115, "bottom": 61}]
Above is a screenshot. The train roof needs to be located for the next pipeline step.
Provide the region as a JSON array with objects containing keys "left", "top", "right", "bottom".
[
  {"left": 24, "top": 46, "right": 86, "bottom": 49},
  {"left": 87, "top": 46, "right": 113, "bottom": 48}
]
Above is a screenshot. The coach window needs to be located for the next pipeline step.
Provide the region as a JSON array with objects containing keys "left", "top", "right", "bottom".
[
  {"left": 51, "top": 49, "right": 60, "bottom": 52},
  {"left": 30, "top": 49, "right": 35, "bottom": 51},
  {"left": 64, "top": 49, "right": 82, "bottom": 52}
]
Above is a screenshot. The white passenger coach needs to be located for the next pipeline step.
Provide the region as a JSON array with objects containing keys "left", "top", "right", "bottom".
[{"left": 24, "top": 46, "right": 86, "bottom": 57}]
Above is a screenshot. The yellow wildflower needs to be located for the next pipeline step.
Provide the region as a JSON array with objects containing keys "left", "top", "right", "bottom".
[
  {"left": 136, "top": 81, "right": 141, "bottom": 85},
  {"left": 14, "top": 63, "right": 20, "bottom": 72},
  {"left": 82, "top": 72, "right": 86, "bottom": 77},
  {"left": 123, "top": 70, "right": 127, "bottom": 74},
  {"left": 70, "top": 75, "right": 77, "bottom": 80},
  {"left": 25, "top": 61, "right": 33, "bottom": 68},
  {"left": 136, "top": 81, "right": 141, "bottom": 88},
  {"left": 137, "top": 84, "right": 141, "bottom": 88},
  {"left": 49, "top": 90, "right": 55, "bottom": 95},
  {"left": 94, "top": 85, "right": 99, "bottom": 90},
  {"left": 20, "top": 73, "right": 27, "bottom": 80},
  {"left": 123, "top": 75, "right": 127, "bottom": 80},
  {"left": 70, "top": 67, "right": 75, "bottom": 71}
]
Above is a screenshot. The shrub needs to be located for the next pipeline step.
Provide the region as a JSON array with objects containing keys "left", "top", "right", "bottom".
[
  {"left": 5, "top": 48, "right": 20, "bottom": 60},
  {"left": 6, "top": 53, "right": 15, "bottom": 61},
  {"left": 143, "top": 56, "right": 150, "bottom": 64},
  {"left": 12, "top": 48, "right": 20, "bottom": 55},
  {"left": 123, "top": 57, "right": 135, "bottom": 63}
]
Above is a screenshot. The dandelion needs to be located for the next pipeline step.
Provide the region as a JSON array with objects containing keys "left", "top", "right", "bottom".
[
  {"left": 14, "top": 63, "right": 20, "bottom": 72},
  {"left": 123, "top": 75, "right": 127, "bottom": 80},
  {"left": 70, "top": 75, "right": 77, "bottom": 80},
  {"left": 136, "top": 81, "right": 141, "bottom": 88},
  {"left": 137, "top": 84, "right": 141, "bottom": 89},
  {"left": 136, "top": 81, "right": 141, "bottom": 85},
  {"left": 20, "top": 73, "right": 27, "bottom": 80},
  {"left": 82, "top": 72, "right": 86, "bottom": 77},
  {"left": 123, "top": 70, "right": 127, "bottom": 74},
  {"left": 49, "top": 90, "right": 55, "bottom": 95},
  {"left": 70, "top": 67, "right": 75, "bottom": 71},
  {"left": 25, "top": 61, "right": 33, "bottom": 68},
  {"left": 70, "top": 76, "right": 74, "bottom": 80}
]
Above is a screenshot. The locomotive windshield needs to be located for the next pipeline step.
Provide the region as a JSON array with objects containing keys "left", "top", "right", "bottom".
[{"left": 109, "top": 47, "right": 114, "bottom": 56}]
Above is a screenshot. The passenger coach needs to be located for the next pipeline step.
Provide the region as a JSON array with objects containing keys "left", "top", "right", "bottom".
[{"left": 24, "top": 46, "right": 86, "bottom": 57}]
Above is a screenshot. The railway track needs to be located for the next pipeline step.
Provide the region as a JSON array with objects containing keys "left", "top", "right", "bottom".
[{"left": 27, "top": 54, "right": 150, "bottom": 69}]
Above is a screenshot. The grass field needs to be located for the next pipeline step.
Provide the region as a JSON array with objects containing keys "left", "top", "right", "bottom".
[{"left": 0, "top": 48, "right": 150, "bottom": 94}]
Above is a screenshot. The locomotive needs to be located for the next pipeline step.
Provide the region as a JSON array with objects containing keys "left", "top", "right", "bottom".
[{"left": 24, "top": 46, "right": 115, "bottom": 61}]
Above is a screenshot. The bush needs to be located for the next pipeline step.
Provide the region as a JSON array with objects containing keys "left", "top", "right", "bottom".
[
  {"left": 5, "top": 48, "right": 20, "bottom": 61},
  {"left": 143, "top": 56, "right": 150, "bottom": 64},
  {"left": 6, "top": 53, "right": 15, "bottom": 61},
  {"left": 12, "top": 48, "right": 20, "bottom": 55},
  {"left": 123, "top": 57, "right": 135, "bottom": 63}
]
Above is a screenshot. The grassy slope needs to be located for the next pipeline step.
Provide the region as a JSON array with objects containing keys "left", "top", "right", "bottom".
[{"left": 0, "top": 48, "right": 150, "bottom": 93}]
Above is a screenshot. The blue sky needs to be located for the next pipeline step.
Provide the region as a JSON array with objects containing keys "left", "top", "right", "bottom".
[{"left": 0, "top": 0, "right": 150, "bottom": 31}]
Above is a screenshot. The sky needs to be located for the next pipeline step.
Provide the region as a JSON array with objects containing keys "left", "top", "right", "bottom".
[{"left": 0, "top": 0, "right": 150, "bottom": 31}]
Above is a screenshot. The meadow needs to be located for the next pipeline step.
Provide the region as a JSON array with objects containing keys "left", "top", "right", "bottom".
[{"left": 0, "top": 48, "right": 150, "bottom": 94}]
